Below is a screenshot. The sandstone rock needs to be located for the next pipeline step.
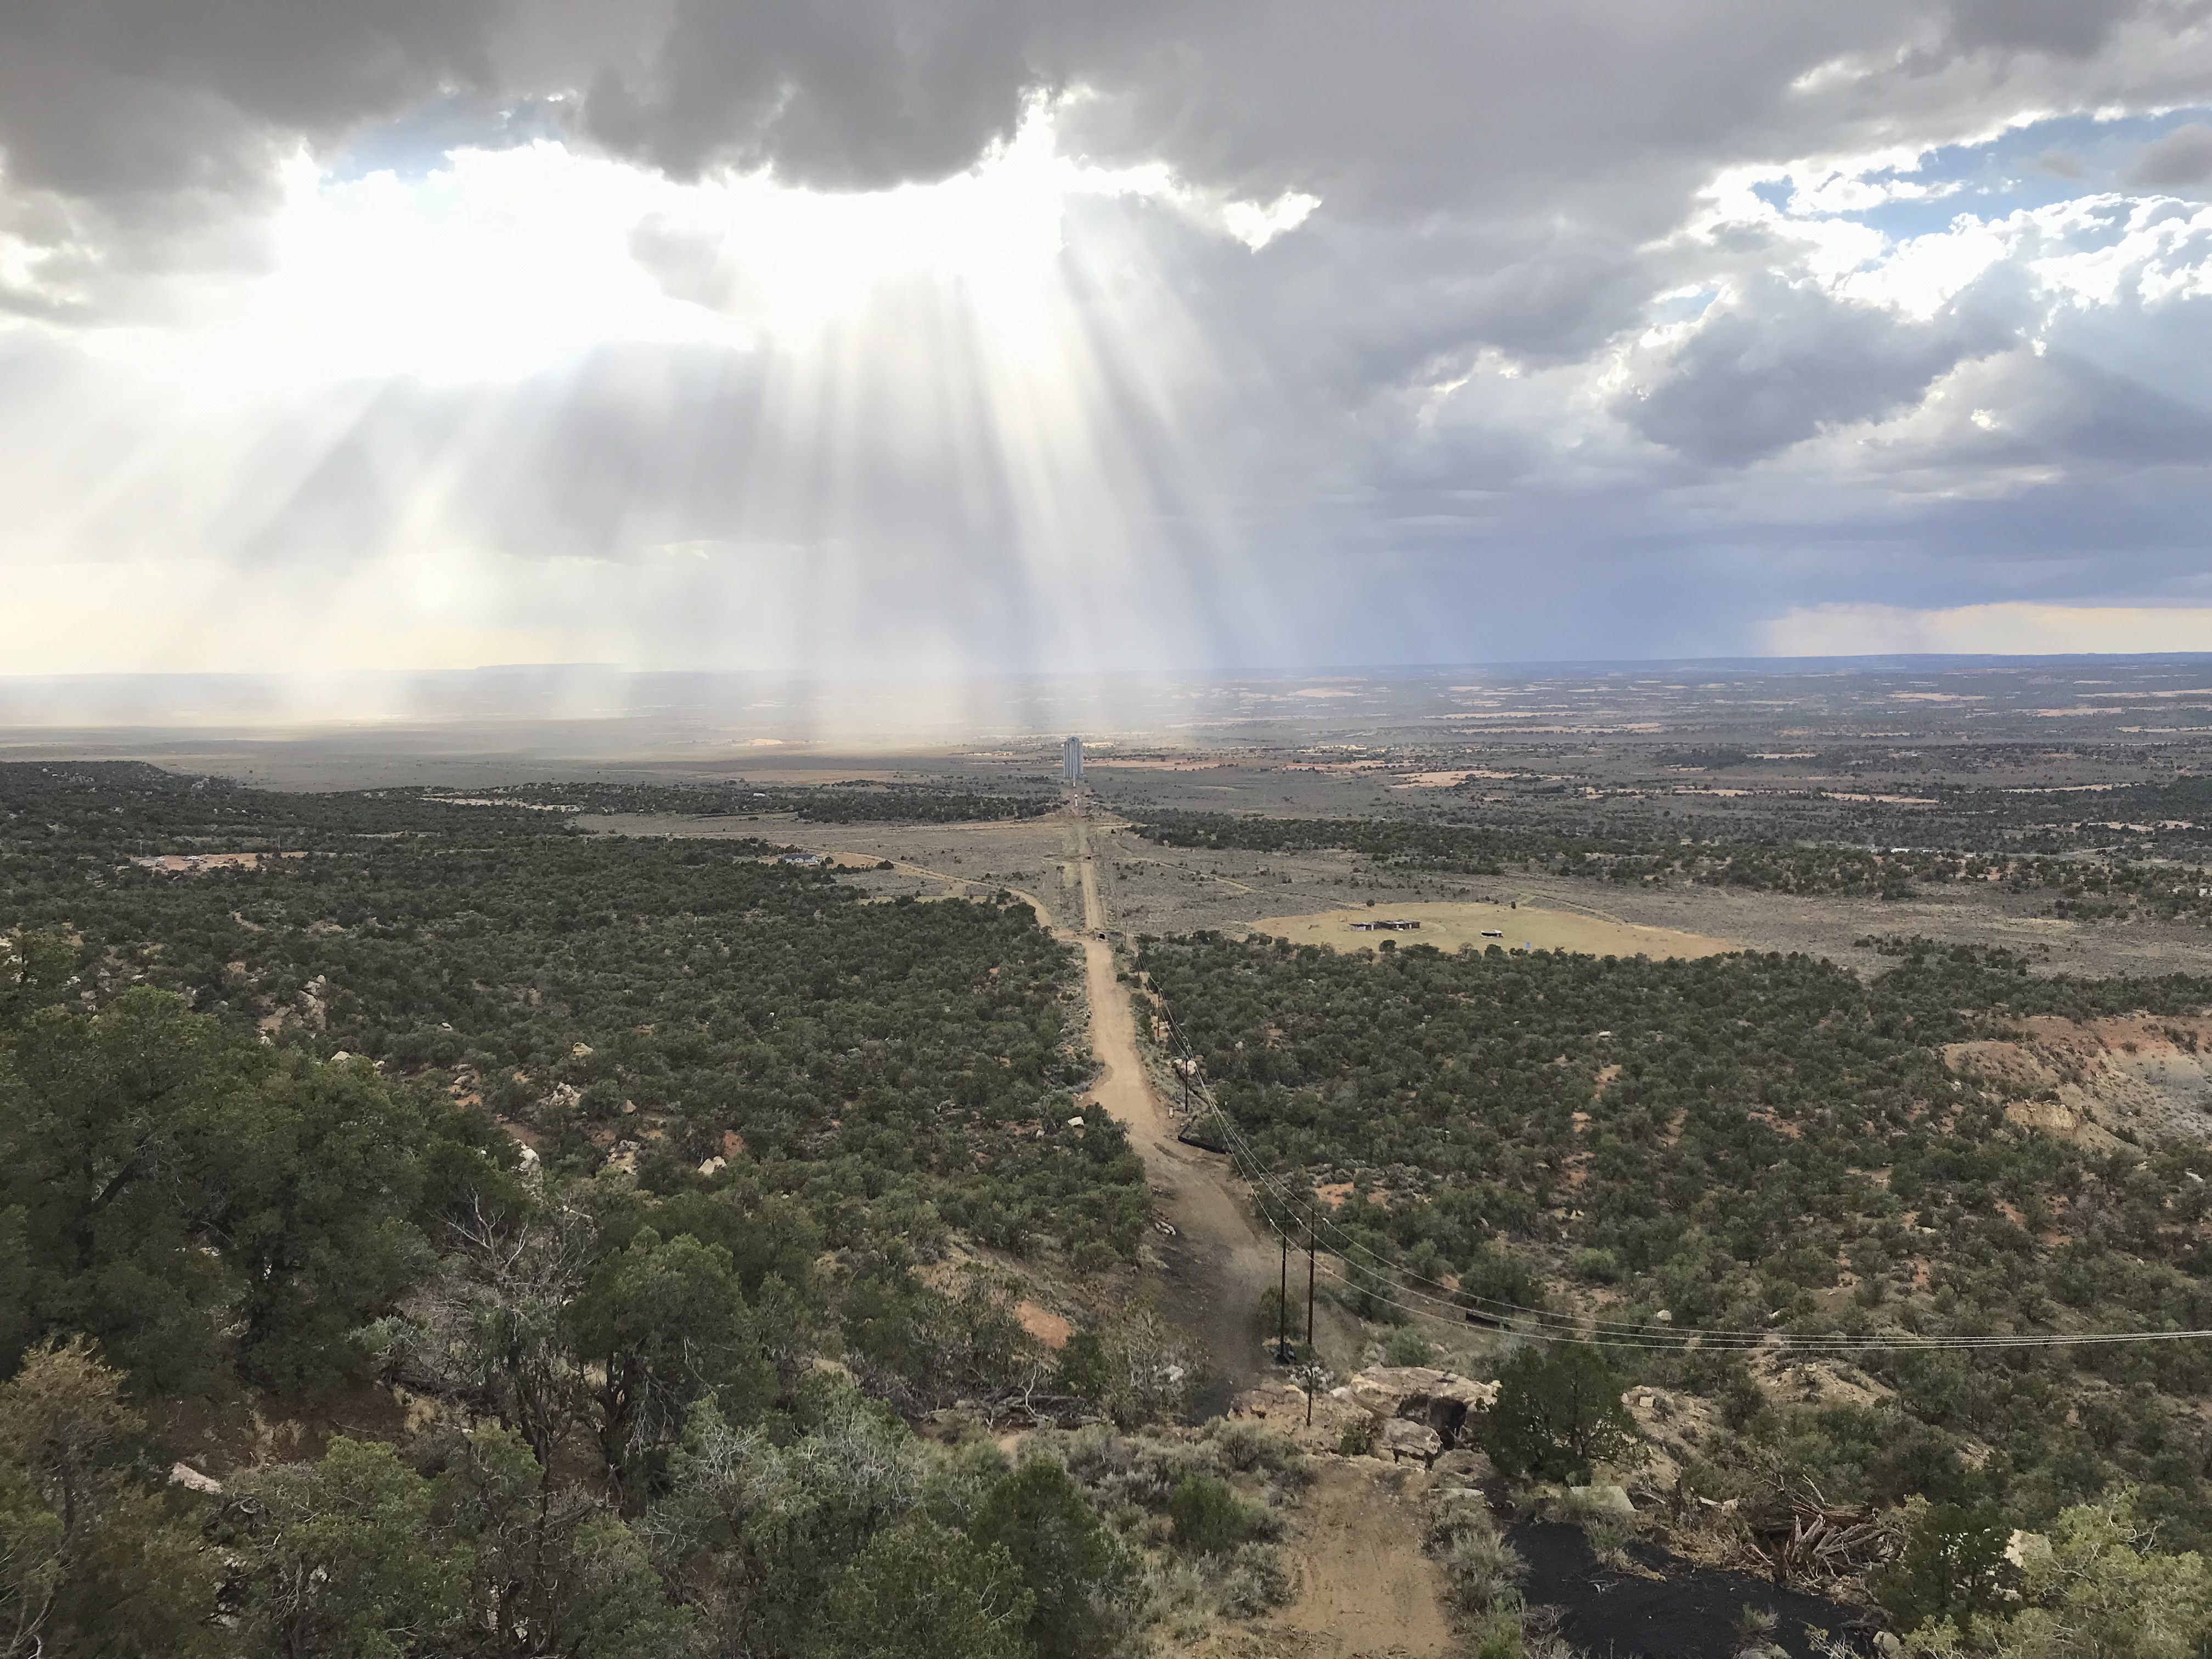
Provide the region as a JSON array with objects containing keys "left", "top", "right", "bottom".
[
  {"left": 1430, "top": 1448, "right": 1494, "bottom": 1485},
  {"left": 168, "top": 1462, "right": 223, "bottom": 1495},
  {"left": 1383, "top": 1417, "right": 1444, "bottom": 1465},
  {"left": 1346, "top": 1366, "right": 1499, "bottom": 1449}
]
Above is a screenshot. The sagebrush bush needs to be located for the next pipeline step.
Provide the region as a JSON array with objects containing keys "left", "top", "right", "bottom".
[
  {"left": 1445, "top": 1531, "right": 1526, "bottom": 1617},
  {"left": 1170, "top": 1476, "right": 1267, "bottom": 1556},
  {"left": 1201, "top": 1418, "right": 1311, "bottom": 1487},
  {"left": 1209, "top": 1542, "right": 1291, "bottom": 1617}
]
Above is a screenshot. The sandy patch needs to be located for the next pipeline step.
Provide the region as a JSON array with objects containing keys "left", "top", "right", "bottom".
[
  {"left": 1014, "top": 1300, "right": 1073, "bottom": 1348},
  {"left": 131, "top": 851, "right": 305, "bottom": 873},
  {"left": 1249, "top": 902, "right": 1739, "bottom": 961}
]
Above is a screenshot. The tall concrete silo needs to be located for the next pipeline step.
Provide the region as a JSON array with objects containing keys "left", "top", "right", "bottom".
[{"left": 1063, "top": 735, "right": 1083, "bottom": 783}]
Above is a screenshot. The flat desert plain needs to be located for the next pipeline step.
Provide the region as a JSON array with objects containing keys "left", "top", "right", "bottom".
[{"left": 1249, "top": 899, "right": 1740, "bottom": 960}]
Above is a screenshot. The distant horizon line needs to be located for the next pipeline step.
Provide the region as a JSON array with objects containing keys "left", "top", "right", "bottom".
[{"left": 8, "top": 649, "right": 2212, "bottom": 686}]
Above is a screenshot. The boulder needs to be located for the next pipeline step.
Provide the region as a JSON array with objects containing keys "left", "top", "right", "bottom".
[
  {"left": 168, "top": 1462, "right": 223, "bottom": 1495},
  {"left": 1565, "top": 1483, "right": 1637, "bottom": 1522},
  {"left": 1346, "top": 1366, "right": 1499, "bottom": 1449},
  {"left": 1430, "top": 1448, "right": 1494, "bottom": 1486},
  {"left": 1383, "top": 1417, "right": 1444, "bottom": 1466}
]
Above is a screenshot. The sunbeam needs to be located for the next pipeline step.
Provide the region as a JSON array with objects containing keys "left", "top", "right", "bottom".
[{"left": 0, "top": 100, "right": 1299, "bottom": 710}]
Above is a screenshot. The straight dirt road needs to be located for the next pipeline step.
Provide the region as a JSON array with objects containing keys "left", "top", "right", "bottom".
[
  {"left": 1077, "top": 927, "right": 1277, "bottom": 1407},
  {"left": 793, "top": 802, "right": 1282, "bottom": 1406},
  {"left": 1071, "top": 799, "right": 1277, "bottom": 1407}
]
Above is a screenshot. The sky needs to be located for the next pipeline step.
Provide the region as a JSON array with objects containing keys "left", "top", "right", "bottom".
[{"left": 2, "top": 1, "right": 2210, "bottom": 682}]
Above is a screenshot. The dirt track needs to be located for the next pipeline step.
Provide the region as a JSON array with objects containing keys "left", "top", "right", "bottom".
[
  {"left": 1184, "top": 1463, "right": 1456, "bottom": 1659},
  {"left": 1267, "top": 1464, "right": 1455, "bottom": 1658},
  {"left": 1078, "top": 929, "right": 1278, "bottom": 1408},
  {"left": 778, "top": 803, "right": 1286, "bottom": 1405},
  {"left": 1072, "top": 802, "right": 1279, "bottom": 1406}
]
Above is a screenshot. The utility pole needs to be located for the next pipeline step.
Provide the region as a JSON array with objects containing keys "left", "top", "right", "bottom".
[
  {"left": 1305, "top": 1199, "right": 1318, "bottom": 1426},
  {"left": 1277, "top": 1224, "right": 1292, "bottom": 1363}
]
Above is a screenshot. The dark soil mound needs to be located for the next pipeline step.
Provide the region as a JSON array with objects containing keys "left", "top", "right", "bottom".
[{"left": 1510, "top": 1521, "right": 1875, "bottom": 1658}]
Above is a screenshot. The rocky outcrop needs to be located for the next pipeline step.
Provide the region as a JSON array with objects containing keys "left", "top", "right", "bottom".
[
  {"left": 1342, "top": 1366, "right": 1499, "bottom": 1456},
  {"left": 1945, "top": 1014, "right": 2212, "bottom": 1147}
]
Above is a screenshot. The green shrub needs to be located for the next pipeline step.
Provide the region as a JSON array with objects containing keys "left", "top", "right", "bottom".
[
  {"left": 1383, "top": 1326, "right": 1435, "bottom": 1367},
  {"left": 1471, "top": 1611, "right": 1527, "bottom": 1659},
  {"left": 817, "top": 1515, "right": 1031, "bottom": 1659},
  {"left": 1444, "top": 1531, "right": 1527, "bottom": 1617},
  {"left": 1871, "top": 1502, "right": 2018, "bottom": 1630},
  {"left": 1208, "top": 1541, "right": 1291, "bottom": 1617},
  {"left": 1568, "top": 1249, "right": 1621, "bottom": 1285},
  {"left": 1201, "top": 1419, "right": 1310, "bottom": 1487},
  {"left": 972, "top": 1457, "right": 1136, "bottom": 1659},
  {"left": 1169, "top": 1476, "right": 1262, "bottom": 1556},
  {"left": 1478, "top": 1345, "right": 1638, "bottom": 1484}
]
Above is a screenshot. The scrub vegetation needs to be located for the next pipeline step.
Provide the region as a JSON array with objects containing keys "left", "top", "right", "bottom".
[
  {"left": 1129, "top": 809, "right": 2212, "bottom": 921},
  {"left": 17, "top": 752, "right": 2212, "bottom": 1656},
  {"left": 494, "top": 778, "right": 1059, "bottom": 822},
  {"left": 1137, "top": 927, "right": 2212, "bottom": 1650},
  {"left": 0, "top": 762, "right": 1280, "bottom": 1659}
]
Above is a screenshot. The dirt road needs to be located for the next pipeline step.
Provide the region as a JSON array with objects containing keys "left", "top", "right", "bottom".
[
  {"left": 798, "top": 804, "right": 1283, "bottom": 1404},
  {"left": 1183, "top": 1463, "right": 1457, "bottom": 1659},
  {"left": 1266, "top": 1463, "right": 1456, "bottom": 1658},
  {"left": 1078, "top": 929, "right": 1278, "bottom": 1406},
  {"left": 1070, "top": 800, "right": 1283, "bottom": 1403}
]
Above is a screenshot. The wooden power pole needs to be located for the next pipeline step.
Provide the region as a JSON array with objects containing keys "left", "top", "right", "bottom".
[{"left": 1305, "top": 1200, "right": 1318, "bottom": 1426}]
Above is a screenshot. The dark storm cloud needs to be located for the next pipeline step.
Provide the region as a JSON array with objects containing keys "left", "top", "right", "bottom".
[
  {"left": 6, "top": 1, "right": 2198, "bottom": 230},
  {"left": 0, "top": 0, "right": 497, "bottom": 199},
  {"left": 1, "top": 0, "right": 2210, "bottom": 667},
  {"left": 0, "top": 0, "right": 518, "bottom": 315},
  {"left": 2129, "top": 123, "right": 2212, "bottom": 189},
  {"left": 579, "top": 0, "right": 1044, "bottom": 189},
  {"left": 1943, "top": 0, "right": 2142, "bottom": 61},
  {"left": 1620, "top": 276, "right": 2000, "bottom": 466}
]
